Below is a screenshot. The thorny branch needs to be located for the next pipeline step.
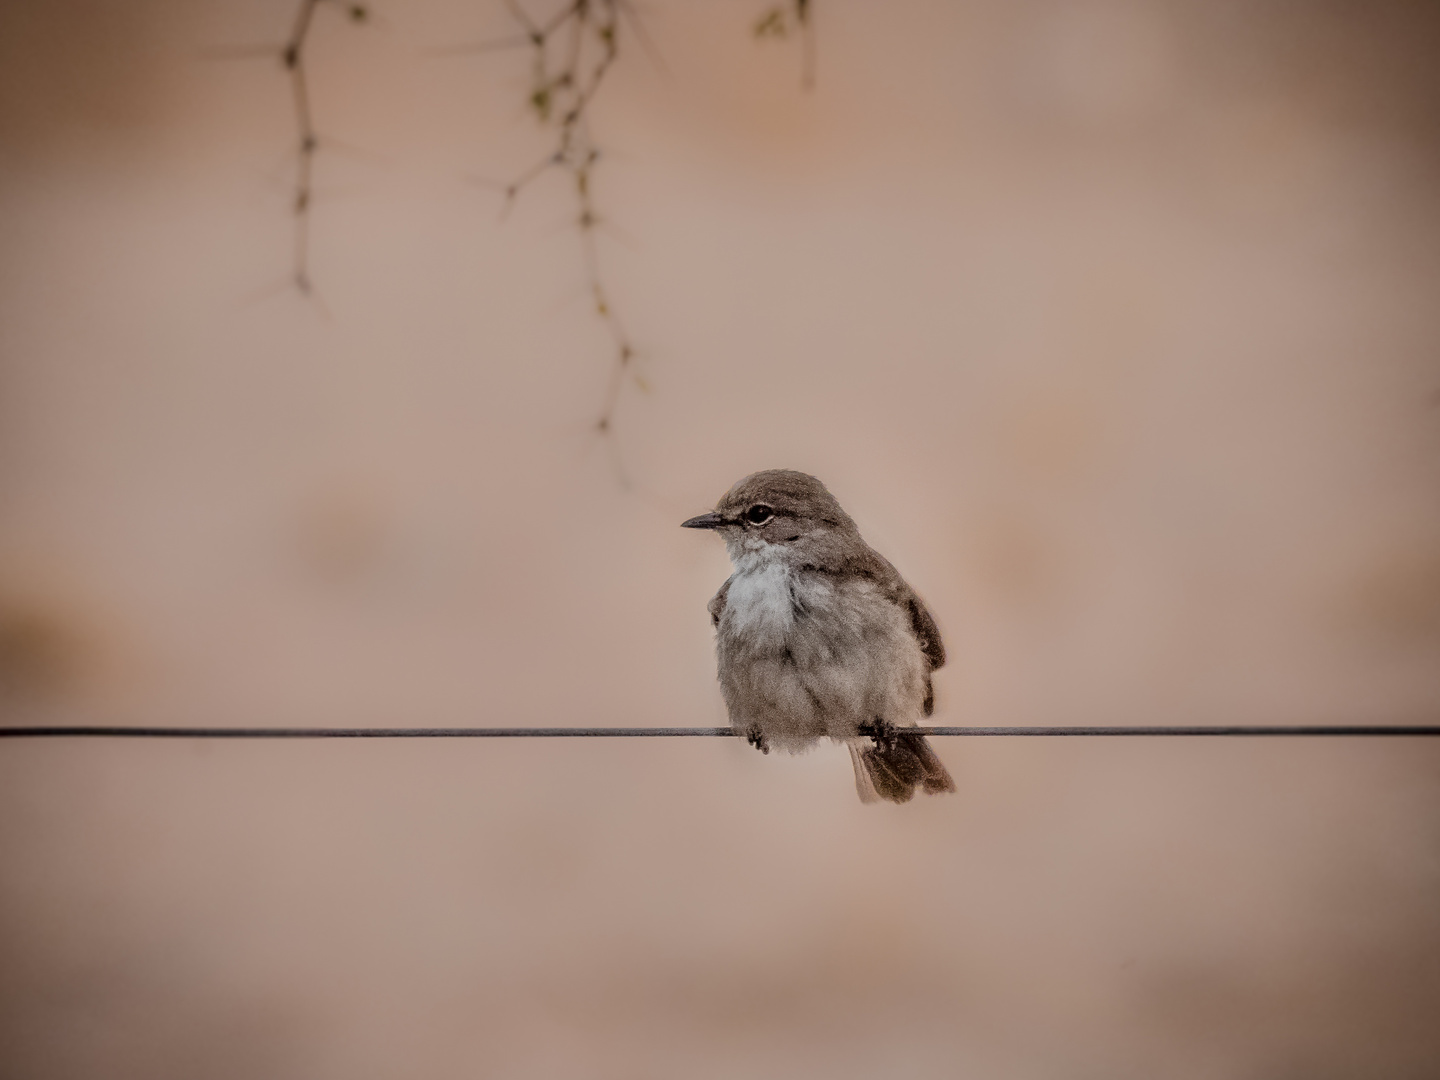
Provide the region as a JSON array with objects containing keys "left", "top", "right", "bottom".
[
  {"left": 467, "top": 0, "right": 640, "bottom": 443},
  {"left": 282, "top": 0, "right": 369, "bottom": 295},
  {"left": 249, "top": 1, "right": 819, "bottom": 456},
  {"left": 455, "top": 1, "right": 819, "bottom": 457}
]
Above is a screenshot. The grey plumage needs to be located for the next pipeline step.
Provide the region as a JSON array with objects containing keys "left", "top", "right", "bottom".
[{"left": 683, "top": 469, "right": 955, "bottom": 804}]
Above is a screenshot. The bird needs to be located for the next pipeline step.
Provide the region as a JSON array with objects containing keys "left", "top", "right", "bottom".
[{"left": 682, "top": 469, "right": 955, "bottom": 804}]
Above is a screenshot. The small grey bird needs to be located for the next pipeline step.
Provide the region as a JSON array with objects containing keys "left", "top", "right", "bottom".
[{"left": 683, "top": 469, "right": 955, "bottom": 804}]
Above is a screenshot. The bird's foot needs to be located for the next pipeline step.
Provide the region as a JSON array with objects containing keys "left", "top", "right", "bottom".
[
  {"left": 859, "top": 717, "right": 897, "bottom": 751},
  {"left": 745, "top": 725, "right": 770, "bottom": 755}
]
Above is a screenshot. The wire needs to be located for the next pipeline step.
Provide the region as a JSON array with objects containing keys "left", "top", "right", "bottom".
[{"left": 2, "top": 725, "right": 1438, "bottom": 739}]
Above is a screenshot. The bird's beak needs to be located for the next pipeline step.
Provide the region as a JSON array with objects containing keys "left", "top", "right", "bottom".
[{"left": 681, "top": 511, "right": 726, "bottom": 530}]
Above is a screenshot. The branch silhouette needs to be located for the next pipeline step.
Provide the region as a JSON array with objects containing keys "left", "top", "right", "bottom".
[
  {"left": 753, "top": 0, "right": 815, "bottom": 88},
  {"left": 282, "top": 0, "right": 370, "bottom": 296},
  {"left": 465, "top": 0, "right": 641, "bottom": 444},
  {"left": 244, "top": 1, "right": 820, "bottom": 452}
]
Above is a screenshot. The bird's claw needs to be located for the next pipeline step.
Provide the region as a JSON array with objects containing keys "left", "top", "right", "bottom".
[
  {"left": 859, "top": 718, "right": 897, "bottom": 750},
  {"left": 746, "top": 726, "right": 770, "bottom": 755}
]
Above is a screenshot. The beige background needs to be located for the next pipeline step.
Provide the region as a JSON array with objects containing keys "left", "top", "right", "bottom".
[{"left": 2, "top": 1, "right": 1439, "bottom": 1077}]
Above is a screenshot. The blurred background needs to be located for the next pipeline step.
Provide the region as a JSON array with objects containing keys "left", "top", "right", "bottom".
[{"left": 2, "top": 1, "right": 1439, "bottom": 1076}]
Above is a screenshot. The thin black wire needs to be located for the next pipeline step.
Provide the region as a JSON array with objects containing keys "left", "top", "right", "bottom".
[{"left": 2, "top": 725, "right": 1438, "bottom": 739}]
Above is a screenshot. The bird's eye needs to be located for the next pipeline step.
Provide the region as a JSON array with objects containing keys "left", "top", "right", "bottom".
[{"left": 744, "top": 504, "right": 774, "bottom": 525}]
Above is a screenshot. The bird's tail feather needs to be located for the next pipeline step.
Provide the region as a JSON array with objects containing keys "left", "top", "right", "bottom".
[{"left": 849, "top": 731, "right": 956, "bottom": 804}]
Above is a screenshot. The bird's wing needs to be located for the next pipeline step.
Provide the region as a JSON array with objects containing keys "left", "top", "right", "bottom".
[
  {"left": 707, "top": 576, "right": 732, "bottom": 627},
  {"left": 842, "top": 546, "right": 946, "bottom": 716},
  {"left": 902, "top": 590, "right": 946, "bottom": 671},
  {"left": 799, "top": 539, "right": 948, "bottom": 711},
  {"left": 889, "top": 580, "right": 945, "bottom": 717},
  {"left": 841, "top": 545, "right": 946, "bottom": 672}
]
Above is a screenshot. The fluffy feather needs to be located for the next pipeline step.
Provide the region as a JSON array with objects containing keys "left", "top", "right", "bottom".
[{"left": 692, "top": 470, "right": 955, "bottom": 803}]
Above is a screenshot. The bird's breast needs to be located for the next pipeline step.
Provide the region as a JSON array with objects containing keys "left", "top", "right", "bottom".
[
  {"left": 722, "top": 559, "right": 808, "bottom": 646},
  {"left": 713, "top": 556, "right": 930, "bottom": 743}
]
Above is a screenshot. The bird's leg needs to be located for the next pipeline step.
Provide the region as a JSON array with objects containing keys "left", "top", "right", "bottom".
[
  {"left": 859, "top": 717, "right": 897, "bottom": 751},
  {"left": 746, "top": 725, "right": 770, "bottom": 755}
]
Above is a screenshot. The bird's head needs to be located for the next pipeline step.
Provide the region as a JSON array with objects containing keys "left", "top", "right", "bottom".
[{"left": 681, "top": 469, "right": 859, "bottom": 563}]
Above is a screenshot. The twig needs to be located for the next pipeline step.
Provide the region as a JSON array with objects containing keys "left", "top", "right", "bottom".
[
  {"left": 460, "top": 0, "right": 641, "bottom": 447},
  {"left": 443, "top": 2, "right": 820, "bottom": 464},
  {"left": 753, "top": 0, "right": 815, "bottom": 88},
  {"left": 281, "top": 0, "right": 370, "bottom": 295}
]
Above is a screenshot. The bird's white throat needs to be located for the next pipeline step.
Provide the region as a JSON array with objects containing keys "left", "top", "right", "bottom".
[{"left": 724, "top": 546, "right": 801, "bottom": 639}]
